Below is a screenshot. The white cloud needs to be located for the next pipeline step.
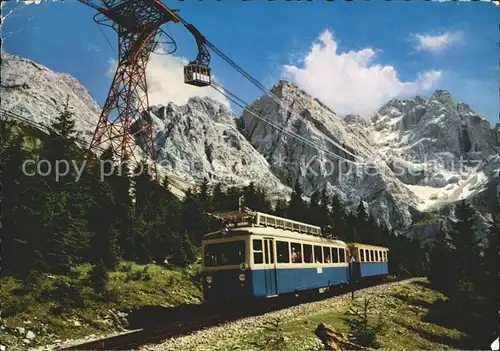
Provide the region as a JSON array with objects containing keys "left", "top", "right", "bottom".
[
  {"left": 282, "top": 30, "right": 442, "bottom": 117},
  {"left": 413, "top": 31, "right": 463, "bottom": 53},
  {"left": 106, "top": 46, "right": 230, "bottom": 108},
  {"left": 86, "top": 43, "right": 101, "bottom": 53}
]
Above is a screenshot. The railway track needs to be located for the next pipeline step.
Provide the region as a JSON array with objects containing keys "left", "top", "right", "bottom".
[
  {"left": 58, "top": 312, "right": 239, "bottom": 350},
  {"left": 57, "top": 276, "right": 400, "bottom": 350}
]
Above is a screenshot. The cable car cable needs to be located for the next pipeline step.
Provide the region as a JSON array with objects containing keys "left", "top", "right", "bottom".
[
  {"left": 209, "top": 83, "right": 367, "bottom": 166},
  {"left": 169, "top": 13, "right": 361, "bottom": 161},
  {"left": 168, "top": 53, "right": 366, "bottom": 166}
]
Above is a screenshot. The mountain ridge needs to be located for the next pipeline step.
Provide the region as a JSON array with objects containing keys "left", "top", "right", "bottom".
[{"left": 2, "top": 51, "right": 499, "bottom": 240}]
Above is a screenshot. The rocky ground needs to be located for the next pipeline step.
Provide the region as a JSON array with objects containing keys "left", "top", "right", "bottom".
[{"left": 141, "top": 278, "right": 464, "bottom": 351}]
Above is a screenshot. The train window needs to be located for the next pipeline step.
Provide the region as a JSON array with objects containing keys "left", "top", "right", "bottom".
[
  {"left": 253, "top": 239, "right": 263, "bottom": 264},
  {"left": 323, "top": 247, "right": 331, "bottom": 263},
  {"left": 332, "top": 247, "right": 339, "bottom": 263},
  {"left": 339, "top": 248, "right": 346, "bottom": 263},
  {"left": 204, "top": 241, "right": 245, "bottom": 267},
  {"left": 375, "top": 251, "right": 379, "bottom": 262},
  {"left": 268, "top": 241, "right": 274, "bottom": 264},
  {"left": 370, "top": 250, "right": 374, "bottom": 262},
  {"left": 314, "top": 246, "right": 323, "bottom": 263},
  {"left": 291, "top": 242, "right": 302, "bottom": 263},
  {"left": 360, "top": 249, "right": 365, "bottom": 262},
  {"left": 303, "top": 244, "right": 313, "bottom": 263},
  {"left": 260, "top": 240, "right": 276, "bottom": 264},
  {"left": 277, "top": 241, "right": 290, "bottom": 263}
]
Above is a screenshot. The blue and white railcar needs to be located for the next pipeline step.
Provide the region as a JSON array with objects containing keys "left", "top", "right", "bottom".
[
  {"left": 202, "top": 210, "right": 350, "bottom": 302},
  {"left": 347, "top": 243, "right": 389, "bottom": 280}
]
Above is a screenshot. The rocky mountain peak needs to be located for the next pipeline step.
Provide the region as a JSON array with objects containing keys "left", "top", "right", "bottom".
[
  {"left": 1, "top": 52, "right": 100, "bottom": 143},
  {"left": 429, "top": 89, "right": 454, "bottom": 106},
  {"left": 2, "top": 52, "right": 498, "bottom": 241}
]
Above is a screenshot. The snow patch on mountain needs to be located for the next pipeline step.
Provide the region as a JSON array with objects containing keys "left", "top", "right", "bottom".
[
  {"left": 366, "top": 90, "right": 499, "bottom": 215},
  {"left": 241, "top": 80, "right": 421, "bottom": 230}
]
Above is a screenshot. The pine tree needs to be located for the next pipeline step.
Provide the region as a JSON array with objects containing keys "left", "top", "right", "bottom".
[
  {"left": 1, "top": 135, "right": 45, "bottom": 274},
  {"left": 273, "top": 198, "right": 288, "bottom": 217},
  {"left": 448, "top": 200, "right": 481, "bottom": 291},
  {"left": 89, "top": 259, "right": 108, "bottom": 294},
  {"left": 198, "top": 177, "right": 211, "bottom": 210},
  {"left": 308, "top": 190, "right": 322, "bottom": 226},
  {"left": 356, "top": 201, "right": 370, "bottom": 243},
  {"left": 330, "top": 194, "right": 345, "bottom": 238},
  {"left": 39, "top": 103, "right": 92, "bottom": 273},
  {"left": 319, "top": 189, "right": 331, "bottom": 228},
  {"left": 211, "top": 183, "right": 226, "bottom": 211},
  {"left": 108, "top": 158, "right": 134, "bottom": 260},
  {"left": 345, "top": 212, "right": 359, "bottom": 242},
  {"left": 182, "top": 187, "right": 211, "bottom": 246},
  {"left": 483, "top": 215, "right": 500, "bottom": 304},
  {"left": 133, "top": 160, "right": 154, "bottom": 218},
  {"left": 147, "top": 176, "right": 191, "bottom": 265},
  {"left": 44, "top": 95, "right": 80, "bottom": 170},
  {"left": 86, "top": 147, "right": 120, "bottom": 271},
  {"left": 344, "top": 298, "right": 382, "bottom": 348},
  {"left": 287, "top": 180, "right": 306, "bottom": 222},
  {"left": 244, "top": 182, "right": 270, "bottom": 212}
]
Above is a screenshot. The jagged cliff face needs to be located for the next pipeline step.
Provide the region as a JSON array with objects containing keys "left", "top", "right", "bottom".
[
  {"left": 2, "top": 53, "right": 499, "bottom": 238},
  {"left": 241, "top": 81, "right": 499, "bottom": 236},
  {"left": 365, "top": 91, "right": 500, "bottom": 240},
  {"left": 241, "top": 81, "right": 421, "bottom": 230},
  {"left": 0, "top": 52, "right": 291, "bottom": 199},
  {"left": 368, "top": 90, "right": 499, "bottom": 213},
  {"left": 146, "top": 97, "right": 291, "bottom": 199},
  {"left": 1, "top": 52, "right": 100, "bottom": 143}
]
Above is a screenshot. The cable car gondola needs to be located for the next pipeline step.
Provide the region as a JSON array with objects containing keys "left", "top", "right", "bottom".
[
  {"left": 183, "top": 23, "right": 211, "bottom": 87},
  {"left": 184, "top": 64, "right": 211, "bottom": 87}
]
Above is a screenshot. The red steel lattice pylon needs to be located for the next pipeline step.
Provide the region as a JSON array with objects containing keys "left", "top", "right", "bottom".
[{"left": 80, "top": 0, "right": 180, "bottom": 179}]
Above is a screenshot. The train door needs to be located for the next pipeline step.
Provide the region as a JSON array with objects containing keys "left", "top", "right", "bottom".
[
  {"left": 350, "top": 247, "right": 361, "bottom": 282},
  {"left": 263, "top": 238, "right": 278, "bottom": 296}
]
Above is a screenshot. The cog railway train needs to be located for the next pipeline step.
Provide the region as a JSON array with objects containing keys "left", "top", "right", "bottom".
[{"left": 201, "top": 208, "right": 389, "bottom": 302}]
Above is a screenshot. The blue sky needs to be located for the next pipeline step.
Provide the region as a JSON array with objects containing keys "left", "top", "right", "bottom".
[{"left": 3, "top": 0, "right": 499, "bottom": 123}]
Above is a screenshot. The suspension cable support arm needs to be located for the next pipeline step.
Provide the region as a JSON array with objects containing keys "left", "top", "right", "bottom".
[
  {"left": 184, "top": 23, "right": 211, "bottom": 66},
  {"left": 76, "top": 0, "right": 107, "bottom": 14}
]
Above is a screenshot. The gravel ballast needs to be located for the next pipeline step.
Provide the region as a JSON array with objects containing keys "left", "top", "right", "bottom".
[{"left": 142, "top": 278, "right": 422, "bottom": 351}]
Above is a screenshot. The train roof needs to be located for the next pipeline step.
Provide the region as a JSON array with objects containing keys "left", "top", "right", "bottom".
[
  {"left": 347, "top": 242, "right": 389, "bottom": 251},
  {"left": 209, "top": 208, "right": 322, "bottom": 236},
  {"left": 203, "top": 226, "right": 348, "bottom": 247}
]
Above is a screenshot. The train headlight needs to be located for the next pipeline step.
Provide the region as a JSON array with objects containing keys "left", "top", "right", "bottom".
[
  {"left": 238, "top": 273, "right": 246, "bottom": 281},
  {"left": 206, "top": 276, "right": 212, "bottom": 284}
]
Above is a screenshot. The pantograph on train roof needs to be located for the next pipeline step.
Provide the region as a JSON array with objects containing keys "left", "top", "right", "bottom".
[{"left": 209, "top": 207, "right": 322, "bottom": 237}]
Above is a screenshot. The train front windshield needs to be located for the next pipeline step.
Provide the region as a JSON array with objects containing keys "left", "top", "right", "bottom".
[{"left": 204, "top": 241, "right": 245, "bottom": 267}]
